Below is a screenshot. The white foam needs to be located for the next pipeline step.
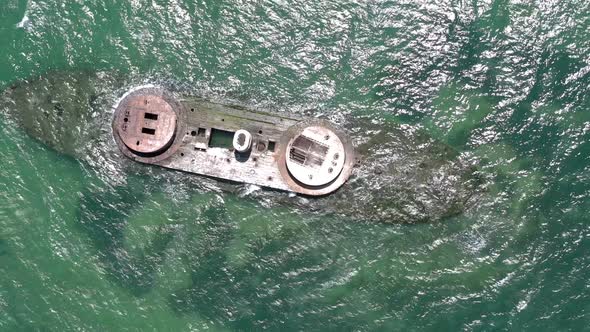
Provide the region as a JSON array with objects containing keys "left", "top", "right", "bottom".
[
  {"left": 16, "top": 14, "right": 30, "bottom": 29},
  {"left": 111, "top": 84, "right": 157, "bottom": 111},
  {"left": 240, "top": 184, "right": 262, "bottom": 197}
]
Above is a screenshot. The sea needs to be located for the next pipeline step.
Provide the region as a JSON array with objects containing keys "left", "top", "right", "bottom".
[{"left": 0, "top": 0, "right": 589, "bottom": 330}]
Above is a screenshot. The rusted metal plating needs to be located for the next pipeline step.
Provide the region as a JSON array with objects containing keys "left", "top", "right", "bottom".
[
  {"left": 113, "top": 87, "right": 355, "bottom": 196},
  {"left": 115, "top": 94, "right": 177, "bottom": 156}
]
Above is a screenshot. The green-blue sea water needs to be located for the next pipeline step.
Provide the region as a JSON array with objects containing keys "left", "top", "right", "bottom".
[{"left": 1, "top": 0, "right": 589, "bottom": 330}]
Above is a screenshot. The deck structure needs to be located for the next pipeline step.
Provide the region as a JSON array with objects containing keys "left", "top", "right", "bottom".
[{"left": 112, "top": 87, "right": 355, "bottom": 196}]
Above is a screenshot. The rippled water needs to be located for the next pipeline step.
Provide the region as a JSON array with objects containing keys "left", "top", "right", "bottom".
[{"left": 1, "top": 0, "right": 589, "bottom": 330}]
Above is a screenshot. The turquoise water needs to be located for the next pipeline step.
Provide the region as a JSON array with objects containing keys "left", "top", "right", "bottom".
[{"left": 1, "top": 0, "right": 589, "bottom": 330}]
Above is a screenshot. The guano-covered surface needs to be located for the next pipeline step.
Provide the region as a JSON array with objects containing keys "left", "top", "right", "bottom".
[{"left": 0, "top": 0, "right": 589, "bottom": 331}]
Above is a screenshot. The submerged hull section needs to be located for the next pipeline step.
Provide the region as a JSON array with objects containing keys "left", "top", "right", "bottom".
[
  {"left": 1, "top": 70, "right": 482, "bottom": 223},
  {"left": 0, "top": 71, "right": 125, "bottom": 158}
]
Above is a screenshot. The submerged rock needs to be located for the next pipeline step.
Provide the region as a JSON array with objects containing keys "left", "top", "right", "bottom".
[{"left": 0, "top": 70, "right": 483, "bottom": 223}]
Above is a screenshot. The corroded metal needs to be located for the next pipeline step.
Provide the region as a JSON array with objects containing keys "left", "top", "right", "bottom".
[
  {"left": 112, "top": 87, "right": 187, "bottom": 163},
  {"left": 285, "top": 126, "right": 346, "bottom": 188},
  {"left": 112, "top": 87, "right": 355, "bottom": 196},
  {"left": 277, "top": 119, "right": 355, "bottom": 196},
  {"left": 114, "top": 94, "right": 177, "bottom": 155}
]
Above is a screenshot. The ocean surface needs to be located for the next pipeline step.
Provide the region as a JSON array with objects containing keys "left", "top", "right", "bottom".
[{"left": 1, "top": 0, "right": 589, "bottom": 330}]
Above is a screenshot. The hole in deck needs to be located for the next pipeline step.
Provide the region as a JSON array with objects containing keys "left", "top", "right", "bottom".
[
  {"left": 289, "top": 135, "right": 328, "bottom": 167},
  {"left": 142, "top": 128, "right": 156, "bottom": 135},
  {"left": 209, "top": 128, "right": 235, "bottom": 149},
  {"left": 144, "top": 112, "right": 158, "bottom": 120},
  {"left": 237, "top": 133, "right": 246, "bottom": 145}
]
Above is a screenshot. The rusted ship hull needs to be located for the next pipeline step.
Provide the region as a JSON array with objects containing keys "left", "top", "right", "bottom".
[
  {"left": 0, "top": 70, "right": 482, "bottom": 223},
  {"left": 112, "top": 87, "right": 355, "bottom": 196}
]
